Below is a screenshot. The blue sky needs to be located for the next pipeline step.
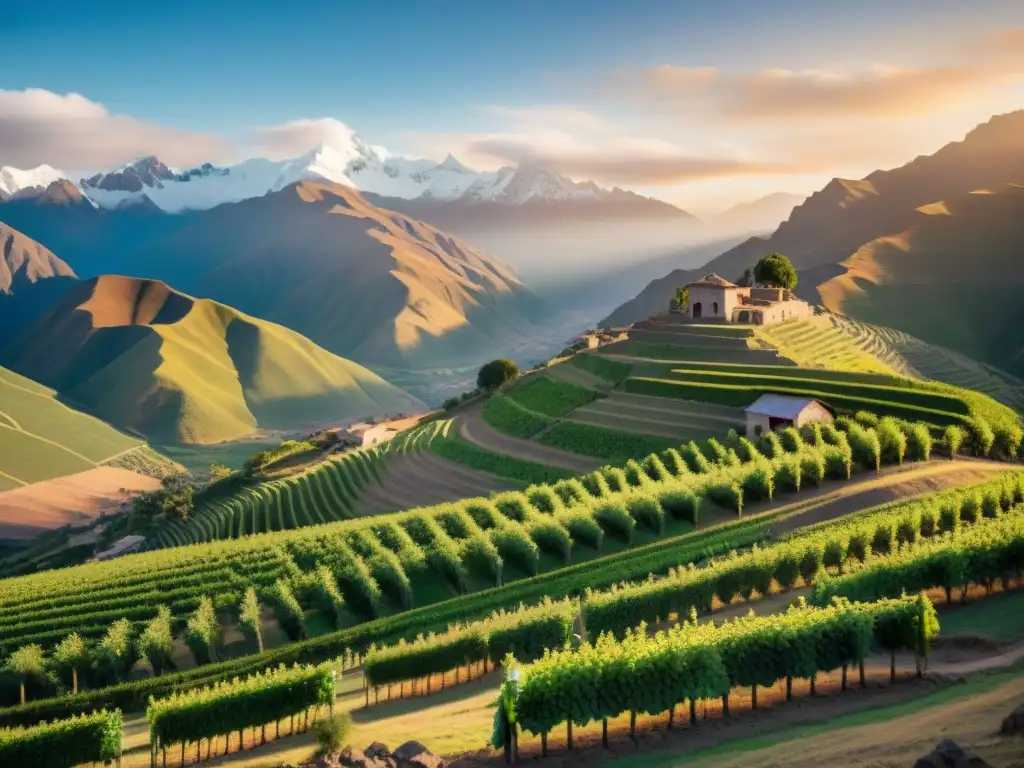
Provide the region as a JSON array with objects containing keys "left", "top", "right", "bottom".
[{"left": 3, "top": 0, "right": 1024, "bottom": 211}]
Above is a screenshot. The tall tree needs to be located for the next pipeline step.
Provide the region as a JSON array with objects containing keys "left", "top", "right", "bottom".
[
  {"left": 184, "top": 596, "right": 222, "bottom": 665},
  {"left": 669, "top": 286, "right": 690, "bottom": 312},
  {"left": 93, "top": 618, "right": 137, "bottom": 684},
  {"left": 753, "top": 253, "right": 798, "bottom": 290},
  {"left": 140, "top": 606, "right": 175, "bottom": 676},
  {"left": 8, "top": 644, "right": 45, "bottom": 704},
  {"left": 240, "top": 587, "right": 264, "bottom": 653},
  {"left": 52, "top": 633, "right": 89, "bottom": 694},
  {"left": 478, "top": 358, "right": 520, "bottom": 390}
]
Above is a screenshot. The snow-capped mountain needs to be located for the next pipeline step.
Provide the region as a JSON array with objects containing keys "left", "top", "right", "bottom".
[
  {"left": 0, "top": 165, "right": 66, "bottom": 198},
  {"left": 0, "top": 123, "right": 686, "bottom": 215}
]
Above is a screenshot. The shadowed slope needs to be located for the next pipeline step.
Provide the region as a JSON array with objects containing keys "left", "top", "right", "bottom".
[{"left": 3, "top": 275, "right": 426, "bottom": 444}]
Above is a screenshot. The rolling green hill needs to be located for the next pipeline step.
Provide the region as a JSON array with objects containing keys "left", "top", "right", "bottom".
[
  {"left": 2, "top": 275, "right": 426, "bottom": 444},
  {"left": 0, "top": 364, "right": 171, "bottom": 487}
]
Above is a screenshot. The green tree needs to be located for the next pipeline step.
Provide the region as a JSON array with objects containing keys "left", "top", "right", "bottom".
[
  {"left": 669, "top": 286, "right": 690, "bottom": 312},
  {"left": 52, "top": 633, "right": 89, "bottom": 694},
  {"left": 8, "top": 644, "right": 46, "bottom": 704},
  {"left": 92, "top": 617, "right": 137, "bottom": 684},
  {"left": 753, "top": 253, "right": 798, "bottom": 290},
  {"left": 184, "top": 596, "right": 221, "bottom": 665},
  {"left": 240, "top": 586, "right": 264, "bottom": 653},
  {"left": 478, "top": 358, "right": 520, "bottom": 390},
  {"left": 736, "top": 268, "right": 754, "bottom": 287},
  {"left": 209, "top": 462, "right": 232, "bottom": 481},
  {"left": 140, "top": 605, "right": 175, "bottom": 676}
]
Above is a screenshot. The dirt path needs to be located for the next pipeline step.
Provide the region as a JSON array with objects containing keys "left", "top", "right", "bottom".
[{"left": 455, "top": 404, "right": 601, "bottom": 474}]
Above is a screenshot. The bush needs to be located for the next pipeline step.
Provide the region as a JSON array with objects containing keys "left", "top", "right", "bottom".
[
  {"left": 526, "top": 485, "right": 563, "bottom": 514},
  {"left": 316, "top": 713, "right": 352, "bottom": 755},
  {"left": 993, "top": 423, "right": 1024, "bottom": 460},
  {"left": 981, "top": 491, "right": 1002, "bottom": 519},
  {"left": 773, "top": 454, "right": 802, "bottom": 493},
  {"left": 822, "top": 539, "right": 846, "bottom": 570},
  {"left": 641, "top": 454, "right": 671, "bottom": 483},
  {"left": 960, "top": 493, "right": 981, "bottom": 524},
  {"left": 478, "top": 359, "right": 520, "bottom": 390},
  {"left": 680, "top": 442, "right": 713, "bottom": 474},
  {"left": 493, "top": 492, "right": 532, "bottom": 522},
  {"left": 735, "top": 437, "right": 762, "bottom": 463},
  {"left": 626, "top": 495, "right": 665, "bottom": 534},
  {"left": 871, "top": 523, "right": 896, "bottom": 555},
  {"left": 920, "top": 507, "right": 939, "bottom": 537},
  {"left": 526, "top": 518, "right": 573, "bottom": 563},
  {"left": 800, "top": 450, "right": 825, "bottom": 486},
  {"left": 740, "top": 464, "right": 774, "bottom": 502},
  {"left": 855, "top": 411, "right": 879, "bottom": 428},
  {"left": 800, "top": 422, "right": 824, "bottom": 446},
  {"left": 443, "top": 397, "right": 460, "bottom": 411},
  {"left": 660, "top": 449, "right": 689, "bottom": 477},
  {"left": 798, "top": 547, "right": 823, "bottom": 585},
  {"left": 939, "top": 502, "right": 960, "bottom": 534},
  {"left": 657, "top": 488, "right": 700, "bottom": 525},
  {"left": 593, "top": 501, "right": 636, "bottom": 543},
  {"left": 942, "top": 425, "right": 965, "bottom": 459},
  {"left": 624, "top": 460, "right": 651, "bottom": 488},
  {"left": 779, "top": 427, "right": 803, "bottom": 454},
  {"left": 904, "top": 422, "right": 932, "bottom": 462},
  {"left": 823, "top": 445, "right": 852, "bottom": 480},
  {"left": 702, "top": 438, "right": 730, "bottom": 466},
  {"left": 758, "top": 431, "right": 784, "bottom": 460},
  {"left": 551, "top": 478, "right": 589, "bottom": 506},
  {"left": 964, "top": 417, "right": 995, "bottom": 457},
  {"left": 490, "top": 526, "right": 540, "bottom": 576},
  {"left": 846, "top": 423, "right": 881, "bottom": 471},
  {"left": 601, "top": 467, "right": 628, "bottom": 493},
  {"left": 876, "top": 418, "right": 907, "bottom": 466},
  {"left": 705, "top": 482, "right": 743, "bottom": 514},
  {"left": 554, "top": 509, "right": 604, "bottom": 551},
  {"left": 578, "top": 471, "right": 611, "bottom": 499},
  {"left": 846, "top": 530, "right": 870, "bottom": 562}
]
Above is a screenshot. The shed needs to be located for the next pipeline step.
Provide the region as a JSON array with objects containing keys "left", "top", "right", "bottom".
[
  {"left": 93, "top": 535, "right": 146, "bottom": 561},
  {"left": 744, "top": 395, "right": 833, "bottom": 439}
]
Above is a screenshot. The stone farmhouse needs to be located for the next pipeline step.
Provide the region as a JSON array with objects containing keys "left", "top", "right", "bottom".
[
  {"left": 744, "top": 394, "right": 834, "bottom": 439},
  {"left": 684, "top": 273, "right": 814, "bottom": 325}
]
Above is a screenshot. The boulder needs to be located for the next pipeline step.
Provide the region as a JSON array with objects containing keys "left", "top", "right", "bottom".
[
  {"left": 1001, "top": 702, "right": 1024, "bottom": 735},
  {"left": 914, "top": 739, "right": 995, "bottom": 768},
  {"left": 339, "top": 747, "right": 368, "bottom": 768},
  {"left": 366, "top": 742, "right": 391, "bottom": 759},
  {"left": 393, "top": 740, "right": 445, "bottom": 768}
]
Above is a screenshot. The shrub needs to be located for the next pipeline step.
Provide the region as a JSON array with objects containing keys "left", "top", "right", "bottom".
[
  {"left": 269, "top": 579, "right": 307, "bottom": 642},
  {"left": 800, "top": 422, "right": 823, "bottom": 446},
  {"left": 735, "top": 437, "right": 762, "bottom": 463},
  {"left": 657, "top": 488, "right": 700, "bottom": 526},
  {"left": 740, "top": 464, "right": 774, "bottom": 502},
  {"left": 876, "top": 418, "right": 907, "bottom": 466},
  {"left": 139, "top": 606, "right": 174, "bottom": 676},
  {"left": 526, "top": 518, "right": 574, "bottom": 563},
  {"left": 601, "top": 467, "right": 628, "bottom": 493},
  {"left": 702, "top": 438, "right": 730, "bottom": 466},
  {"left": 896, "top": 514, "right": 919, "bottom": 545},
  {"left": 820, "top": 423, "right": 847, "bottom": 448},
  {"left": 184, "top": 597, "right": 221, "bottom": 665},
  {"left": 490, "top": 526, "right": 540, "bottom": 575},
  {"left": 493, "top": 492, "right": 532, "bottom": 522},
  {"left": 993, "top": 423, "right": 1024, "bottom": 460},
  {"left": 939, "top": 502, "right": 960, "bottom": 534},
  {"left": 705, "top": 481, "right": 743, "bottom": 514},
  {"left": 316, "top": 713, "right": 352, "bottom": 755},
  {"left": 798, "top": 546, "right": 823, "bottom": 585},
  {"left": 846, "top": 530, "right": 870, "bottom": 561},
  {"left": 554, "top": 508, "right": 604, "bottom": 551},
  {"left": 624, "top": 460, "right": 651, "bottom": 488},
  {"left": 526, "top": 485, "right": 563, "bottom": 514},
  {"left": 823, "top": 445, "right": 852, "bottom": 480},
  {"left": 464, "top": 500, "right": 502, "bottom": 529},
  {"left": 800, "top": 450, "right": 825, "bottom": 486},
  {"left": 626, "top": 495, "right": 665, "bottom": 534},
  {"left": 593, "top": 501, "right": 636, "bottom": 543},
  {"left": 680, "top": 442, "right": 712, "bottom": 474},
  {"left": 960, "top": 493, "right": 981, "bottom": 524},
  {"left": 854, "top": 411, "right": 879, "bottom": 428},
  {"left": 461, "top": 533, "right": 504, "bottom": 584},
  {"left": 443, "top": 397, "right": 460, "bottom": 411},
  {"left": 551, "top": 478, "right": 590, "bottom": 506},
  {"left": 725, "top": 428, "right": 740, "bottom": 449},
  {"left": 641, "top": 454, "right": 671, "bottom": 483},
  {"left": 779, "top": 427, "right": 803, "bottom": 454},
  {"left": 904, "top": 422, "right": 932, "bottom": 462},
  {"left": 981, "top": 491, "right": 1002, "bottom": 519},
  {"left": 964, "top": 417, "right": 995, "bottom": 457},
  {"left": 239, "top": 587, "right": 264, "bottom": 653},
  {"left": 871, "top": 523, "right": 896, "bottom": 555},
  {"left": 773, "top": 454, "right": 802, "bottom": 493},
  {"left": 659, "top": 449, "right": 689, "bottom": 477},
  {"left": 920, "top": 507, "right": 939, "bottom": 537},
  {"left": 847, "top": 423, "right": 881, "bottom": 471},
  {"left": 822, "top": 539, "right": 846, "bottom": 570},
  {"left": 578, "top": 471, "right": 611, "bottom": 499},
  {"left": 478, "top": 358, "right": 520, "bottom": 390},
  {"left": 774, "top": 551, "right": 801, "bottom": 589},
  {"left": 758, "top": 431, "right": 784, "bottom": 460},
  {"left": 942, "top": 424, "right": 965, "bottom": 459}
]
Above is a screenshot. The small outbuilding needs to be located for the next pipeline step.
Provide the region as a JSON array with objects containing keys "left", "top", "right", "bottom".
[
  {"left": 93, "top": 535, "right": 146, "bottom": 561},
  {"left": 744, "top": 394, "right": 833, "bottom": 439}
]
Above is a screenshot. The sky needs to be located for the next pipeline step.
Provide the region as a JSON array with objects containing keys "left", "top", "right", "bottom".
[{"left": 2, "top": 0, "right": 1024, "bottom": 213}]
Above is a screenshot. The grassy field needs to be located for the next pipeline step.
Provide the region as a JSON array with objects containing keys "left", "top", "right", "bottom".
[{"left": 0, "top": 364, "right": 171, "bottom": 485}]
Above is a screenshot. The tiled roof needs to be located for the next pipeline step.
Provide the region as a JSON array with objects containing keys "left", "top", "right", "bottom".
[
  {"left": 744, "top": 394, "right": 829, "bottom": 420},
  {"left": 689, "top": 273, "right": 738, "bottom": 288}
]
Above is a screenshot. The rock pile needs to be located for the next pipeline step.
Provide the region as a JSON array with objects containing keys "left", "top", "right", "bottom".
[
  {"left": 288, "top": 740, "right": 446, "bottom": 768},
  {"left": 913, "top": 739, "right": 994, "bottom": 768}
]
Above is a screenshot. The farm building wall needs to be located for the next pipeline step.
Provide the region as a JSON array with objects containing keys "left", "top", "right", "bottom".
[
  {"left": 688, "top": 285, "right": 744, "bottom": 321},
  {"left": 744, "top": 400, "right": 833, "bottom": 438}
]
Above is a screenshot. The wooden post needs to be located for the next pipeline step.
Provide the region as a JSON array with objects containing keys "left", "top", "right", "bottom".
[
  {"left": 722, "top": 692, "right": 730, "bottom": 716},
  {"left": 786, "top": 675, "right": 793, "bottom": 701},
  {"left": 601, "top": 718, "right": 608, "bottom": 747},
  {"left": 567, "top": 718, "right": 573, "bottom": 751},
  {"left": 751, "top": 684, "right": 758, "bottom": 710},
  {"left": 180, "top": 742, "right": 184, "bottom": 767}
]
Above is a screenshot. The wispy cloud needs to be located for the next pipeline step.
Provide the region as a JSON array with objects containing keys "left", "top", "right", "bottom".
[
  {"left": 249, "top": 118, "right": 360, "bottom": 160},
  {"left": 0, "top": 89, "right": 231, "bottom": 171}
]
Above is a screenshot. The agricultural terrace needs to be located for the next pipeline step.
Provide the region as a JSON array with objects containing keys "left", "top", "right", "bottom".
[
  {"left": 0, "top": 406, "right": 1015, "bottom": 719},
  {"left": 460, "top": 317, "right": 1020, "bottom": 466}
]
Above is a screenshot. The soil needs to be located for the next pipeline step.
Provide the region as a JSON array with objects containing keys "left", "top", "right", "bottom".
[{"left": 0, "top": 466, "right": 160, "bottom": 540}]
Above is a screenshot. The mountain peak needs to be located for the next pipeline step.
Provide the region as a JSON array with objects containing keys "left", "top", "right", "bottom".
[
  {"left": 437, "top": 153, "right": 471, "bottom": 173},
  {"left": 0, "top": 164, "right": 66, "bottom": 197}
]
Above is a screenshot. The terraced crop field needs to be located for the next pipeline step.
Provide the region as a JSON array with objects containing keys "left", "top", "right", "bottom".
[
  {"left": 753, "top": 315, "right": 909, "bottom": 375},
  {"left": 564, "top": 392, "right": 745, "bottom": 441}
]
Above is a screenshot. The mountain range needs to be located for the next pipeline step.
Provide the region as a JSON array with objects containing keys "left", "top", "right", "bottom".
[
  {"left": 0, "top": 225, "right": 424, "bottom": 444},
  {"left": 601, "top": 110, "right": 1024, "bottom": 376}
]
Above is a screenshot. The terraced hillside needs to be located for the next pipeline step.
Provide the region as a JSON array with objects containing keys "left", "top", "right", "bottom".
[
  {"left": 0, "top": 364, "right": 175, "bottom": 488},
  {"left": 753, "top": 315, "right": 911, "bottom": 375}
]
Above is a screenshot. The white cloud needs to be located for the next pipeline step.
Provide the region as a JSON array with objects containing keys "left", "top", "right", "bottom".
[
  {"left": 0, "top": 88, "right": 231, "bottom": 171},
  {"left": 249, "top": 117, "right": 360, "bottom": 160}
]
